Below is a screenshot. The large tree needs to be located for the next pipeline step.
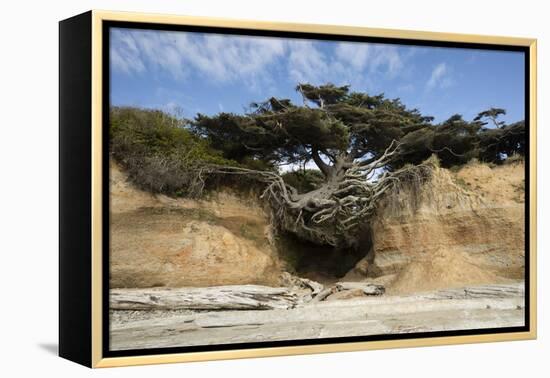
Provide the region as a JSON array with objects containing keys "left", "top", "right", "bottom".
[{"left": 193, "top": 84, "right": 434, "bottom": 247}]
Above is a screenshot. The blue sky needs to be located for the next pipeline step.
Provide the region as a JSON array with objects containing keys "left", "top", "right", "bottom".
[{"left": 110, "top": 28, "right": 525, "bottom": 124}]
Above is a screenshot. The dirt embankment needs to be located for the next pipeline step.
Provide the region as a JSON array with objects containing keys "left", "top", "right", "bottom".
[
  {"left": 350, "top": 160, "right": 525, "bottom": 294},
  {"left": 111, "top": 159, "right": 525, "bottom": 293},
  {"left": 110, "top": 161, "right": 285, "bottom": 288}
]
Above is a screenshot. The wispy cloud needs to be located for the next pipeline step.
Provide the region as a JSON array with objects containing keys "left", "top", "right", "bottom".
[
  {"left": 335, "top": 43, "right": 404, "bottom": 78},
  {"left": 111, "top": 29, "right": 286, "bottom": 88},
  {"left": 111, "top": 29, "right": 409, "bottom": 91},
  {"left": 426, "top": 62, "right": 454, "bottom": 91},
  {"left": 287, "top": 40, "right": 329, "bottom": 84},
  {"left": 369, "top": 45, "right": 404, "bottom": 77},
  {"left": 335, "top": 43, "right": 370, "bottom": 70},
  {"left": 110, "top": 32, "right": 146, "bottom": 75}
]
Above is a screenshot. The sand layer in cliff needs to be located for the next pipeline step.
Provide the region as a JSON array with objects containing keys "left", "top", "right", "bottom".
[
  {"left": 110, "top": 161, "right": 284, "bottom": 288},
  {"left": 360, "top": 159, "right": 525, "bottom": 294}
]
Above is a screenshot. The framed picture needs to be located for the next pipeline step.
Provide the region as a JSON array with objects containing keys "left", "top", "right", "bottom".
[{"left": 59, "top": 10, "right": 537, "bottom": 368}]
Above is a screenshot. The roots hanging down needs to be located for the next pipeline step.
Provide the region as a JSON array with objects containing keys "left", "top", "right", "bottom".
[{"left": 209, "top": 141, "right": 433, "bottom": 247}]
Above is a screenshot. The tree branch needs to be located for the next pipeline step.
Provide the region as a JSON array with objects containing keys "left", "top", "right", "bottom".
[
  {"left": 311, "top": 149, "right": 333, "bottom": 177},
  {"left": 204, "top": 138, "right": 430, "bottom": 248}
]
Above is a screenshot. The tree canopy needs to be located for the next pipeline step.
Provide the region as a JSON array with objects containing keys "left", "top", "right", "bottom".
[{"left": 193, "top": 84, "right": 523, "bottom": 175}]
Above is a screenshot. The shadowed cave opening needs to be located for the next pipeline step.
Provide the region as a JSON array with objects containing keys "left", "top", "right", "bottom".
[{"left": 276, "top": 225, "right": 374, "bottom": 284}]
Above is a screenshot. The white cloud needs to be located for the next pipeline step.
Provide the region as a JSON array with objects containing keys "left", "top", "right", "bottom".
[
  {"left": 335, "top": 43, "right": 403, "bottom": 78},
  {"left": 286, "top": 41, "right": 406, "bottom": 89},
  {"left": 370, "top": 45, "right": 403, "bottom": 77},
  {"left": 287, "top": 40, "right": 329, "bottom": 84},
  {"left": 171, "top": 33, "right": 286, "bottom": 84},
  {"left": 335, "top": 43, "right": 370, "bottom": 70},
  {"left": 111, "top": 29, "right": 409, "bottom": 90},
  {"left": 426, "top": 62, "right": 454, "bottom": 90},
  {"left": 111, "top": 29, "right": 285, "bottom": 88},
  {"left": 109, "top": 31, "right": 146, "bottom": 74},
  {"left": 110, "top": 30, "right": 189, "bottom": 79}
]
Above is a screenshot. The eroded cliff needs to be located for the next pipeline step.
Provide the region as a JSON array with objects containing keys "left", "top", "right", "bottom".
[
  {"left": 110, "top": 158, "right": 525, "bottom": 293},
  {"left": 347, "top": 159, "right": 525, "bottom": 293},
  {"left": 110, "top": 161, "right": 285, "bottom": 288}
]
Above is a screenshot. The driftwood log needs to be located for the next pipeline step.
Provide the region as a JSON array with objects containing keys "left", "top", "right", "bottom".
[
  {"left": 110, "top": 285, "right": 297, "bottom": 311},
  {"left": 424, "top": 284, "right": 525, "bottom": 300},
  {"left": 111, "top": 281, "right": 518, "bottom": 314},
  {"left": 110, "top": 279, "right": 387, "bottom": 312},
  {"left": 279, "top": 272, "right": 324, "bottom": 296},
  {"left": 335, "top": 282, "right": 385, "bottom": 295},
  {"left": 313, "top": 282, "right": 385, "bottom": 302}
]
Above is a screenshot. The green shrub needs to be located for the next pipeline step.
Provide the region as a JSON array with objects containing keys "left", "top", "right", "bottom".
[
  {"left": 110, "top": 106, "right": 235, "bottom": 196},
  {"left": 281, "top": 169, "right": 324, "bottom": 194}
]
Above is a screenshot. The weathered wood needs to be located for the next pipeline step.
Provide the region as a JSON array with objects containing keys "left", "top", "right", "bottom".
[
  {"left": 335, "top": 282, "right": 385, "bottom": 296},
  {"left": 424, "top": 284, "right": 524, "bottom": 300},
  {"left": 279, "top": 272, "right": 325, "bottom": 304},
  {"left": 279, "top": 272, "right": 324, "bottom": 297},
  {"left": 312, "top": 287, "right": 337, "bottom": 302},
  {"left": 110, "top": 282, "right": 525, "bottom": 351},
  {"left": 312, "top": 281, "right": 385, "bottom": 302},
  {"left": 110, "top": 285, "right": 297, "bottom": 311}
]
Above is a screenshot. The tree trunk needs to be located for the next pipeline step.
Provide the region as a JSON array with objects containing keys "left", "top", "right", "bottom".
[{"left": 212, "top": 141, "right": 432, "bottom": 248}]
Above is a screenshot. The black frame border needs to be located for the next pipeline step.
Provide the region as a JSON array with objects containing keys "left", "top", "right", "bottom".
[{"left": 59, "top": 11, "right": 93, "bottom": 367}]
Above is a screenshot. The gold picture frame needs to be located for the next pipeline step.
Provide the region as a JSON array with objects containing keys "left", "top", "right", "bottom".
[{"left": 59, "top": 10, "right": 537, "bottom": 368}]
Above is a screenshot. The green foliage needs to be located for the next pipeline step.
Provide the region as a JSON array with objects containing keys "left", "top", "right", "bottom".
[
  {"left": 193, "top": 85, "right": 525, "bottom": 173},
  {"left": 193, "top": 84, "right": 525, "bottom": 169},
  {"left": 193, "top": 106, "right": 350, "bottom": 166},
  {"left": 282, "top": 169, "right": 325, "bottom": 194},
  {"left": 478, "top": 121, "right": 525, "bottom": 163},
  {"left": 111, "top": 106, "right": 230, "bottom": 164},
  {"left": 474, "top": 107, "right": 507, "bottom": 128},
  {"left": 110, "top": 107, "right": 235, "bottom": 195},
  {"left": 394, "top": 113, "right": 525, "bottom": 168},
  {"left": 111, "top": 84, "right": 525, "bottom": 198},
  {"left": 295, "top": 83, "right": 350, "bottom": 106},
  {"left": 193, "top": 83, "right": 433, "bottom": 170}
]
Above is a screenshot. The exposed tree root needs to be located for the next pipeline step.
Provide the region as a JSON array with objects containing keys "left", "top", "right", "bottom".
[{"left": 207, "top": 141, "right": 433, "bottom": 247}]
